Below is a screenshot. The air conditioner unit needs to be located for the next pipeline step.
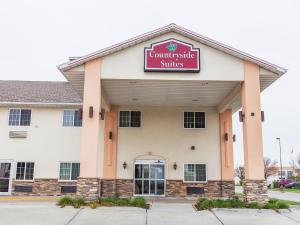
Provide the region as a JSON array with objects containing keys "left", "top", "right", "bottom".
[{"left": 9, "top": 131, "right": 27, "bottom": 138}]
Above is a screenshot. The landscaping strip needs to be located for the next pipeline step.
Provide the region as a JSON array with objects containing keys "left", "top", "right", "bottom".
[
  {"left": 57, "top": 196, "right": 149, "bottom": 209},
  {"left": 195, "top": 197, "right": 290, "bottom": 211}
]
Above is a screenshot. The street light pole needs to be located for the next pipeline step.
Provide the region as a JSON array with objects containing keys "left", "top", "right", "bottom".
[{"left": 276, "top": 138, "right": 283, "bottom": 189}]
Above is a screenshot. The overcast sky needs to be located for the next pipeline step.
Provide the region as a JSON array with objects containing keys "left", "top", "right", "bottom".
[{"left": 0, "top": 0, "right": 299, "bottom": 166}]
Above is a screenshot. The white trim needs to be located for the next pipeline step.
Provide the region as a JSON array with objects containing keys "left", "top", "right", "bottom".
[
  {"left": 14, "top": 161, "right": 35, "bottom": 181},
  {"left": 57, "top": 23, "right": 287, "bottom": 75},
  {"left": 58, "top": 161, "right": 80, "bottom": 182},
  {"left": 182, "top": 111, "right": 206, "bottom": 129},
  {"left": 0, "top": 160, "right": 13, "bottom": 195},
  {"left": 8, "top": 108, "right": 32, "bottom": 127},
  {"left": 182, "top": 163, "right": 207, "bottom": 183},
  {"left": 0, "top": 102, "right": 82, "bottom": 106},
  {"left": 62, "top": 109, "right": 82, "bottom": 128}
]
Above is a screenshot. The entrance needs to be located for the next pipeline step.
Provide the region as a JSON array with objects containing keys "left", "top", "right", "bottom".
[
  {"left": 0, "top": 161, "right": 12, "bottom": 195},
  {"left": 134, "top": 160, "right": 165, "bottom": 196}
]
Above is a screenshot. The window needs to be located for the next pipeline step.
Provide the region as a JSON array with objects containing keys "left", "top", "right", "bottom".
[
  {"left": 278, "top": 171, "right": 286, "bottom": 177},
  {"left": 119, "top": 111, "right": 141, "bottom": 127},
  {"left": 59, "top": 162, "right": 80, "bottom": 180},
  {"left": 16, "top": 162, "right": 35, "bottom": 180},
  {"left": 184, "top": 112, "right": 205, "bottom": 128},
  {"left": 287, "top": 171, "right": 294, "bottom": 178},
  {"left": 63, "top": 110, "right": 82, "bottom": 127},
  {"left": 9, "top": 109, "right": 31, "bottom": 126},
  {"left": 183, "top": 164, "right": 206, "bottom": 182}
]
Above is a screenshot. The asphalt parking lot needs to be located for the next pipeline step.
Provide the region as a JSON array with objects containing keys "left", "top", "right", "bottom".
[{"left": 1, "top": 201, "right": 300, "bottom": 225}]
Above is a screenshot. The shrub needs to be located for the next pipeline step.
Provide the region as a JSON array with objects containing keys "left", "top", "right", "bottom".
[
  {"left": 98, "top": 197, "right": 114, "bottom": 204},
  {"left": 72, "top": 198, "right": 85, "bottom": 208},
  {"left": 195, "top": 197, "right": 290, "bottom": 210},
  {"left": 89, "top": 201, "right": 98, "bottom": 209},
  {"left": 131, "top": 197, "right": 147, "bottom": 208},
  {"left": 264, "top": 199, "right": 289, "bottom": 209},
  {"left": 264, "top": 202, "right": 278, "bottom": 209},
  {"left": 246, "top": 202, "right": 262, "bottom": 209},
  {"left": 58, "top": 196, "right": 74, "bottom": 207},
  {"left": 114, "top": 198, "right": 131, "bottom": 206},
  {"left": 228, "top": 198, "right": 244, "bottom": 208},
  {"left": 195, "top": 198, "right": 214, "bottom": 210},
  {"left": 276, "top": 201, "right": 289, "bottom": 209}
]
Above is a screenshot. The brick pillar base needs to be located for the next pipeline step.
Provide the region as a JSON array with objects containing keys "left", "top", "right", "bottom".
[
  {"left": 76, "top": 178, "right": 100, "bottom": 200},
  {"left": 243, "top": 180, "right": 268, "bottom": 204},
  {"left": 221, "top": 181, "right": 235, "bottom": 198}
]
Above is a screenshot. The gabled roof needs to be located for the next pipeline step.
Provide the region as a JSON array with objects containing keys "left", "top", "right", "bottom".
[
  {"left": 58, "top": 23, "right": 287, "bottom": 75},
  {"left": 0, "top": 80, "right": 82, "bottom": 105}
]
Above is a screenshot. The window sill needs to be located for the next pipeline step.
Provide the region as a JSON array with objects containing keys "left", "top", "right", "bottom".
[
  {"left": 14, "top": 179, "right": 34, "bottom": 182},
  {"left": 58, "top": 180, "right": 78, "bottom": 183},
  {"left": 182, "top": 181, "right": 207, "bottom": 184}
]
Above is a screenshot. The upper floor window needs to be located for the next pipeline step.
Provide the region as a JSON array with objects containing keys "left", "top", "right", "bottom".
[
  {"left": 183, "top": 163, "right": 206, "bottom": 182},
  {"left": 59, "top": 162, "right": 80, "bottom": 180},
  {"left": 184, "top": 112, "right": 205, "bottom": 129},
  {"left": 119, "top": 111, "right": 141, "bottom": 128},
  {"left": 16, "top": 162, "right": 35, "bottom": 180},
  {"left": 8, "top": 109, "right": 31, "bottom": 126},
  {"left": 63, "top": 109, "right": 82, "bottom": 127}
]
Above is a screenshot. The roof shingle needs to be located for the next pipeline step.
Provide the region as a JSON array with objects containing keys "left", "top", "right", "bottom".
[{"left": 0, "top": 80, "right": 82, "bottom": 104}]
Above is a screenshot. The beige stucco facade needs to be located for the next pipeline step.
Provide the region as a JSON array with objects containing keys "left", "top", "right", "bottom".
[
  {"left": 0, "top": 24, "right": 286, "bottom": 201},
  {"left": 101, "top": 32, "right": 244, "bottom": 81},
  {"left": 116, "top": 106, "right": 221, "bottom": 180}
]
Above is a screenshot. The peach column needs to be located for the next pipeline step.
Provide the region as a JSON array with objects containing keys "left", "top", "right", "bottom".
[
  {"left": 103, "top": 106, "right": 118, "bottom": 179},
  {"left": 219, "top": 109, "right": 234, "bottom": 180},
  {"left": 79, "top": 58, "right": 101, "bottom": 178},
  {"left": 241, "top": 61, "right": 264, "bottom": 180}
]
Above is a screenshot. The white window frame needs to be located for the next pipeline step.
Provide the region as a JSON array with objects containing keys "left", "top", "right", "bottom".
[
  {"left": 0, "top": 159, "right": 13, "bottom": 195},
  {"left": 62, "top": 109, "right": 82, "bottom": 127},
  {"left": 182, "top": 163, "right": 207, "bottom": 183},
  {"left": 58, "top": 162, "right": 80, "bottom": 181},
  {"left": 183, "top": 111, "right": 206, "bottom": 129},
  {"left": 118, "top": 110, "right": 142, "bottom": 128},
  {"left": 8, "top": 108, "right": 32, "bottom": 126},
  {"left": 15, "top": 161, "right": 35, "bottom": 181}
]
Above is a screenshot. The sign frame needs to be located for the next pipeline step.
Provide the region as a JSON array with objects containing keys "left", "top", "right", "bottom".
[{"left": 144, "top": 38, "right": 201, "bottom": 73}]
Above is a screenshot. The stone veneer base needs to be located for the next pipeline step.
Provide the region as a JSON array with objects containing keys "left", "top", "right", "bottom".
[
  {"left": 76, "top": 177, "right": 100, "bottom": 200},
  {"left": 242, "top": 179, "right": 268, "bottom": 204},
  {"left": 11, "top": 179, "right": 234, "bottom": 199},
  {"left": 166, "top": 180, "right": 234, "bottom": 198},
  {"left": 12, "top": 179, "right": 77, "bottom": 196}
]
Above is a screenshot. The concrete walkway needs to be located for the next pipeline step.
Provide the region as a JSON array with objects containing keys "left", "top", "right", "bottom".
[
  {"left": 236, "top": 186, "right": 300, "bottom": 202},
  {"left": 1, "top": 201, "right": 300, "bottom": 225}
]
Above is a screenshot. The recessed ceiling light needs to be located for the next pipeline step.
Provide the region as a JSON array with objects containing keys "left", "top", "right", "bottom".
[
  {"left": 132, "top": 98, "right": 139, "bottom": 101},
  {"left": 201, "top": 82, "right": 209, "bottom": 86},
  {"left": 192, "top": 99, "right": 199, "bottom": 102},
  {"left": 129, "top": 81, "right": 137, "bottom": 84}
]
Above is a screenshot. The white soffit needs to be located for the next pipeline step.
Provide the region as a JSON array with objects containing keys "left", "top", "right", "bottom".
[{"left": 102, "top": 79, "right": 239, "bottom": 107}]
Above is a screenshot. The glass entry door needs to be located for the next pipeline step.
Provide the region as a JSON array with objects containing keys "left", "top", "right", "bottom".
[
  {"left": 134, "top": 160, "right": 165, "bottom": 196},
  {"left": 0, "top": 161, "right": 12, "bottom": 195}
]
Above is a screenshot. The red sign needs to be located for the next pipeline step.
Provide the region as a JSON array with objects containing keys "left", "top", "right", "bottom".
[{"left": 144, "top": 39, "right": 200, "bottom": 72}]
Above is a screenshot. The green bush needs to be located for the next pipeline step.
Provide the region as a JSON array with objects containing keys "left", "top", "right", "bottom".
[
  {"left": 58, "top": 196, "right": 74, "bottom": 207},
  {"left": 72, "top": 198, "right": 85, "bottom": 208},
  {"left": 57, "top": 197, "right": 86, "bottom": 208},
  {"left": 114, "top": 198, "right": 131, "bottom": 206},
  {"left": 246, "top": 202, "right": 262, "bottom": 209},
  {"left": 265, "top": 199, "right": 289, "bottom": 209},
  {"left": 276, "top": 201, "right": 289, "bottom": 209},
  {"left": 98, "top": 197, "right": 114, "bottom": 204},
  {"left": 131, "top": 196, "right": 147, "bottom": 208},
  {"left": 195, "top": 197, "right": 290, "bottom": 210},
  {"left": 195, "top": 198, "right": 245, "bottom": 210}
]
